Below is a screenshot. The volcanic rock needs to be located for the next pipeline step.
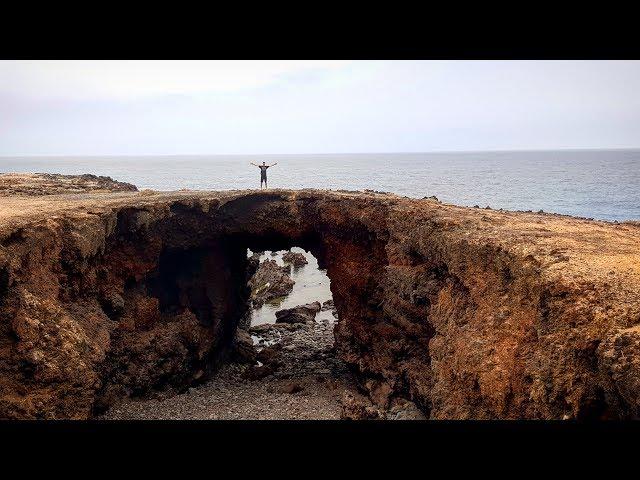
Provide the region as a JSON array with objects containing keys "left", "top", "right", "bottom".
[
  {"left": 0, "top": 172, "right": 137, "bottom": 196},
  {"left": 243, "top": 364, "right": 274, "bottom": 380},
  {"left": 282, "top": 251, "right": 308, "bottom": 267},
  {"left": 321, "top": 299, "right": 334, "bottom": 311},
  {"left": 387, "top": 398, "right": 428, "bottom": 420},
  {"left": 256, "top": 344, "right": 283, "bottom": 365},
  {"left": 275, "top": 302, "right": 321, "bottom": 324},
  {"left": 232, "top": 329, "right": 257, "bottom": 364},
  {"left": 341, "top": 391, "right": 384, "bottom": 420},
  {"left": 248, "top": 259, "right": 294, "bottom": 308},
  {"left": 1, "top": 174, "right": 640, "bottom": 420},
  {"left": 99, "top": 291, "right": 125, "bottom": 319}
]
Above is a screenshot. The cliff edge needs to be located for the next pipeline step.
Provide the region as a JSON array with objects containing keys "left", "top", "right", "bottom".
[{"left": 0, "top": 174, "right": 639, "bottom": 419}]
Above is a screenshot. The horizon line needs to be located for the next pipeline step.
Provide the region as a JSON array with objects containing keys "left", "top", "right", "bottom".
[{"left": 2, "top": 147, "right": 640, "bottom": 158}]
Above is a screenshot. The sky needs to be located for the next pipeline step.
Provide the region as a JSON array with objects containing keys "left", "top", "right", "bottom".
[{"left": 1, "top": 60, "right": 639, "bottom": 156}]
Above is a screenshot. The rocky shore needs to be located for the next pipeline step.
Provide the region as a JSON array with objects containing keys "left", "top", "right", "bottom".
[
  {"left": 0, "top": 172, "right": 137, "bottom": 196},
  {"left": 1, "top": 173, "right": 640, "bottom": 420}
]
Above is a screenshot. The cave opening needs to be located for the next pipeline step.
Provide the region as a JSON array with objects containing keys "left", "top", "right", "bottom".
[
  {"left": 92, "top": 200, "right": 388, "bottom": 419},
  {"left": 99, "top": 219, "right": 345, "bottom": 377},
  {"left": 96, "top": 232, "right": 354, "bottom": 419}
]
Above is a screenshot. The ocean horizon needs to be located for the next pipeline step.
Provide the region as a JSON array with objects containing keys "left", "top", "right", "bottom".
[{"left": 2, "top": 148, "right": 639, "bottom": 222}]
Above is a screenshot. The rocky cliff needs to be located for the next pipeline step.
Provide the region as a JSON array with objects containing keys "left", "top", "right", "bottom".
[{"left": 1, "top": 176, "right": 639, "bottom": 419}]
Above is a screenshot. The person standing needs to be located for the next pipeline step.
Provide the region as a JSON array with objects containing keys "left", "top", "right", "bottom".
[{"left": 250, "top": 161, "right": 278, "bottom": 189}]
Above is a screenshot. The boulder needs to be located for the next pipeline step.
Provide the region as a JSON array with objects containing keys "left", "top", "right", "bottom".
[
  {"left": 321, "top": 299, "right": 334, "bottom": 311},
  {"left": 232, "top": 329, "right": 257, "bottom": 364},
  {"left": 100, "top": 291, "right": 125, "bottom": 319},
  {"left": 256, "top": 344, "right": 283, "bottom": 365},
  {"left": 306, "top": 301, "right": 321, "bottom": 312},
  {"left": 248, "top": 323, "right": 274, "bottom": 334},
  {"left": 282, "top": 251, "right": 308, "bottom": 267},
  {"left": 248, "top": 259, "right": 294, "bottom": 307},
  {"left": 341, "top": 392, "right": 384, "bottom": 420},
  {"left": 275, "top": 302, "right": 321, "bottom": 324}
]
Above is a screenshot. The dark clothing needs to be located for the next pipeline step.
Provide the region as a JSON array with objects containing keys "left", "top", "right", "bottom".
[{"left": 259, "top": 165, "right": 268, "bottom": 181}]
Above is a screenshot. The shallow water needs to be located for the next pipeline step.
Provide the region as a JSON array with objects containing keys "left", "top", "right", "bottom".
[
  {"left": 248, "top": 247, "right": 334, "bottom": 326},
  {"left": 2, "top": 149, "right": 640, "bottom": 221}
]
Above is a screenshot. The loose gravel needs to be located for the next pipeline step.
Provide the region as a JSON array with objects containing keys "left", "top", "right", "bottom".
[{"left": 99, "top": 319, "right": 359, "bottom": 420}]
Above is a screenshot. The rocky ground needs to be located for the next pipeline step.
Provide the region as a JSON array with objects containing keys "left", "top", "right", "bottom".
[
  {"left": 99, "top": 300, "right": 426, "bottom": 420},
  {"left": 0, "top": 172, "right": 137, "bottom": 196},
  {"left": 99, "top": 319, "right": 361, "bottom": 420}
]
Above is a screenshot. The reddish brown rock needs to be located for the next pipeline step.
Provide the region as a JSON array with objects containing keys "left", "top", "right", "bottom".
[
  {"left": 256, "top": 344, "right": 283, "bottom": 365},
  {"left": 341, "top": 391, "right": 384, "bottom": 420},
  {"left": 243, "top": 364, "right": 274, "bottom": 380},
  {"left": 0, "top": 179, "right": 639, "bottom": 419}
]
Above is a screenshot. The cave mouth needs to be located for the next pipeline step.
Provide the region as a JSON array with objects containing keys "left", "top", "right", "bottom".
[
  {"left": 93, "top": 212, "right": 355, "bottom": 417},
  {"left": 88, "top": 199, "right": 399, "bottom": 419},
  {"left": 96, "top": 232, "right": 354, "bottom": 419}
]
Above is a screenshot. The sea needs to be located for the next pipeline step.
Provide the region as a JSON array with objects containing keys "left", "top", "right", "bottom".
[{"left": 2, "top": 149, "right": 639, "bottom": 221}]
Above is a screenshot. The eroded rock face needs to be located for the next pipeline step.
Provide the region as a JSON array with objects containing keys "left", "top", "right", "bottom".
[{"left": 1, "top": 186, "right": 640, "bottom": 419}]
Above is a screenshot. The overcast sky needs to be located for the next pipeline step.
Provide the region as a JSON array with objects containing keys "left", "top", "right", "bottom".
[{"left": 1, "top": 60, "right": 639, "bottom": 156}]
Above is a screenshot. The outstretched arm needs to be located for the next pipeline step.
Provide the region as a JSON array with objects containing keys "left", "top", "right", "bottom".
[
  {"left": 250, "top": 162, "right": 258, "bottom": 167},
  {"left": 270, "top": 162, "right": 278, "bottom": 167}
]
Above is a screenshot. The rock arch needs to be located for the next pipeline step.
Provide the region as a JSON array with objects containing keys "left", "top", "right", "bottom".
[{"left": 1, "top": 190, "right": 639, "bottom": 419}]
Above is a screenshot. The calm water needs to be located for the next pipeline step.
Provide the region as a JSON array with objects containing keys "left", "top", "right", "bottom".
[
  {"left": 247, "top": 248, "right": 333, "bottom": 326},
  {"left": 2, "top": 150, "right": 640, "bottom": 221}
]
